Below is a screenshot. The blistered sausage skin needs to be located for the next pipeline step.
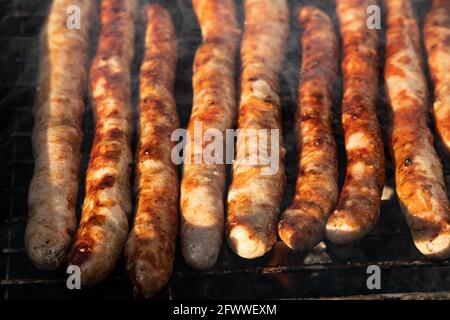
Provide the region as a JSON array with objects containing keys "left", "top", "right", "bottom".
[
  {"left": 125, "top": 4, "right": 178, "bottom": 299},
  {"left": 424, "top": 0, "right": 450, "bottom": 153},
  {"left": 325, "top": 0, "right": 385, "bottom": 244},
  {"left": 226, "top": 0, "right": 288, "bottom": 259},
  {"left": 385, "top": 0, "right": 450, "bottom": 259},
  {"left": 278, "top": 6, "right": 339, "bottom": 251},
  {"left": 25, "top": 0, "right": 96, "bottom": 270},
  {"left": 68, "top": 0, "right": 136, "bottom": 285},
  {"left": 180, "top": 0, "right": 240, "bottom": 270}
]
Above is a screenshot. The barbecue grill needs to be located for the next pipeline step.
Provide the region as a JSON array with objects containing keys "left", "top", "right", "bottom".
[{"left": 1, "top": 0, "right": 450, "bottom": 300}]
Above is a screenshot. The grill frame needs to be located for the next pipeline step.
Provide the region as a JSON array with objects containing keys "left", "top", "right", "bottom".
[{"left": 1, "top": 0, "right": 450, "bottom": 300}]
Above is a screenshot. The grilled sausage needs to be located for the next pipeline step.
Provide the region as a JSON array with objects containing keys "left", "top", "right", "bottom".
[
  {"left": 180, "top": 0, "right": 240, "bottom": 270},
  {"left": 25, "top": 0, "right": 96, "bottom": 270},
  {"left": 385, "top": 0, "right": 450, "bottom": 259},
  {"left": 325, "top": 0, "right": 385, "bottom": 244},
  {"left": 226, "top": 0, "right": 289, "bottom": 259},
  {"left": 424, "top": 0, "right": 450, "bottom": 153},
  {"left": 68, "top": 0, "right": 136, "bottom": 285},
  {"left": 125, "top": 4, "right": 178, "bottom": 298},
  {"left": 278, "top": 6, "right": 339, "bottom": 251}
]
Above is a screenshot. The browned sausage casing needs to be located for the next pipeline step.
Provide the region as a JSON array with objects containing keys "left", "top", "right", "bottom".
[
  {"left": 25, "top": 0, "right": 96, "bottom": 270},
  {"left": 325, "top": 0, "right": 385, "bottom": 244},
  {"left": 385, "top": 0, "right": 450, "bottom": 259},
  {"left": 424, "top": 0, "right": 450, "bottom": 153},
  {"left": 278, "top": 6, "right": 339, "bottom": 251},
  {"left": 226, "top": 0, "right": 289, "bottom": 259},
  {"left": 68, "top": 0, "right": 136, "bottom": 285},
  {"left": 125, "top": 4, "right": 179, "bottom": 298},
  {"left": 180, "top": 0, "right": 240, "bottom": 270}
]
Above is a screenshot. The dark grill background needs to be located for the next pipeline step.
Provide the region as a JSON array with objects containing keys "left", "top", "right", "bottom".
[{"left": 1, "top": 0, "right": 450, "bottom": 300}]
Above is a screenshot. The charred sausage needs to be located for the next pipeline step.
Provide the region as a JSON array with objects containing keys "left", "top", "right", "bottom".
[
  {"left": 325, "top": 0, "right": 385, "bottom": 244},
  {"left": 180, "top": 0, "right": 240, "bottom": 270},
  {"left": 424, "top": 0, "right": 450, "bottom": 153}
]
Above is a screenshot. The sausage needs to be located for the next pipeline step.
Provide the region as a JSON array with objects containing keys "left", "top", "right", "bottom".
[
  {"left": 278, "top": 6, "right": 339, "bottom": 251},
  {"left": 385, "top": 0, "right": 450, "bottom": 259},
  {"left": 67, "top": 0, "right": 136, "bottom": 285},
  {"left": 25, "top": 0, "right": 96, "bottom": 271},
  {"left": 424, "top": 0, "right": 450, "bottom": 153},
  {"left": 325, "top": 0, "right": 385, "bottom": 244},
  {"left": 124, "top": 4, "right": 178, "bottom": 298},
  {"left": 226, "top": 0, "right": 289, "bottom": 259},
  {"left": 180, "top": 0, "right": 240, "bottom": 270}
]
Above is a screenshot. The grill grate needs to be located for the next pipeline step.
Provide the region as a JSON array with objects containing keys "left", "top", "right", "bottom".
[{"left": 1, "top": 0, "right": 450, "bottom": 300}]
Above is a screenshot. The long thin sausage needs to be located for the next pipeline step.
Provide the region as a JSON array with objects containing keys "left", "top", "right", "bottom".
[
  {"left": 226, "top": 0, "right": 289, "bottom": 259},
  {"left": 325, "top": 0, "right": 385, "bottom": 244},
  {"left": 125, "top": 4, "right": 178, "bottom": 298},
  {"left": 68, "top": 0, "right": 136, "bottom": 285},
  {"left": 385, "top": 0, "right": 450, "bottom": 259},
  {"left": 424, "top": 0, "right": 450, "bottom": 153},
  {"left": 180, "top": 0, "right": 240, "bottom": 270},
  {"left": 25, "top": 0, "right": 96, "bottom": 270},
  {"left": 278, "top": 6, "right": 339, "bottom": 251}
]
